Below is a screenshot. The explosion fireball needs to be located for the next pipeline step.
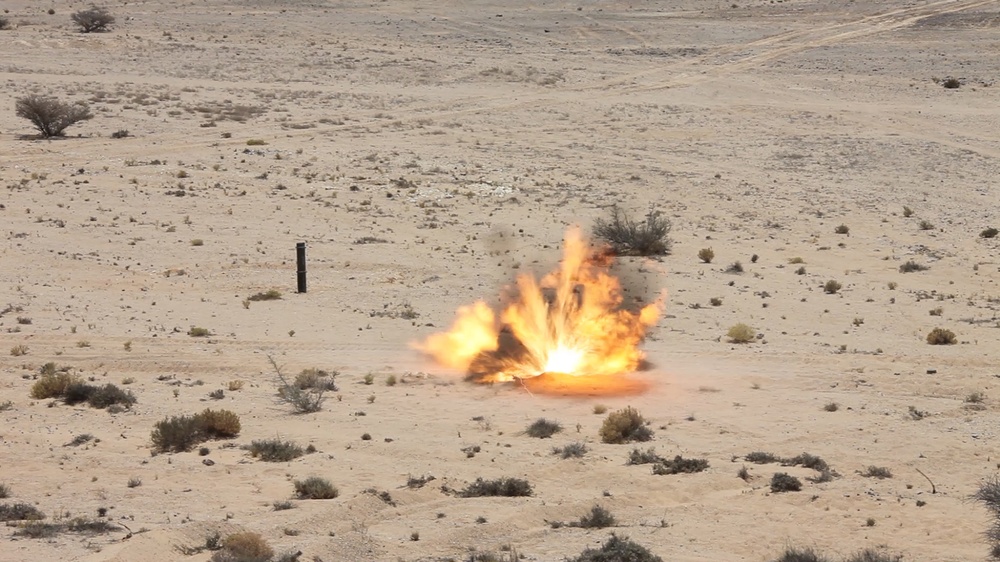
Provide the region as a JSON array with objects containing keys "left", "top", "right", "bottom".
[{"left": 415, "top": 228, "right": 663, "bottom": 396}]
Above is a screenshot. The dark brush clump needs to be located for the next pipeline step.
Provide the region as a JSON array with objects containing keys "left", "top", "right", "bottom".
[
  {"left": 525, "top": 418, "right": 562, "bottom": 438},
  {"left": 567, "top": 533, "right": 663, "bottom": 562},
  {"left": 459, "top": 477, "right": 533, "bottom": 498},
  {"left": 770, "top": 472, "right": 802, "bottom": 493},
  {"left": 652, "top": 456, "right": 709, "bottom": 475}
]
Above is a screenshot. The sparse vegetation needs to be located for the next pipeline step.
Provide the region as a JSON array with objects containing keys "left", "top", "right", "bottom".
[
  {"left": 593, "top": 206, "right": 671, "bottom": 256},
  {"left": 552, "top": 442, "right": 588, "bottom": 459},
  {"left": 0, "top": 502, "right": 45, "bottom": 521},
  {"left": 727, "top": 323, "right": 756, "bottom": 343},
  {"left": 525, "top": 418, "right": 562, "bottom": 438},
  {"left": 567, "top": 533, "right": 663, "bottom": 562},
  {"left": 211, "top": 531, "right": 273, "bottom": 562},
  {"left": 247, "top": 289, "right": 282, "bottom": 301},
  {"left": 918, "top": 219, "right": 935, "bottom": 231},
  {"left": 188, "top": 327, "right": 211, "bottom": 337},
  {"left": 247, "top": 438, "right": 304, "bottom": 462},
  {"left": 973, "top": 477, "right": 1000, "bottom": 559},
  {"left": 926, "top": 327, "right": 957, "bottom": 345},
  {"left": 293, "top": 476, "right": 338, "bottom": 499},
  {"left": 593, "top": 404, "right": 607, "bottom": 414},
  {"left": 899, "top": 260, "right": 929, "bottom": 273},
  {"left": 627, "top": 447, "right": 664, "bottom": 465},
  {"left": 770, "top": 472, "right": 802, "bottom": 492},
  {"left": 823, "top": 402, "right": 839, "bottom": 412},
  {"left": 941, "top": 77, "right": 961, "bottom": 89},
  {"left": 30, "top": 370, "right": 81, "bottom": 399},
  {"left": 271, "top": 358, "right": 331, "bottom": 414},
  {"left": 14, "top": 518, "right": 115, "bottom": 539},
  {"left": 981, "top": 227, "right": 999, "bottom": 239},
  {"left": 746, "top": 451, "right": 781, "bottom": 464},
  {"left": 725, "top": 261, "right": 744, "bottom": 273},
  {"left": 63, "top": 382, "right": 136, "bottom": 410},
  {"left": 834, "top": 224, "right": 850, "bottom": 235},
  {"left": 15, "top": 95, "right": 93, "bottom": 138},
  {"left": 773, "top": 547, "right": 831, "bottom": 562},
  {"left": 698, "top": 247, "right": 714, "bottom": 263},
  {"left": 553, "top": 505, "right": 617, "bottom": 529},
  {"left": 150, "top": 409, "right": 241, "bottom": 453},
  {"left": 966, "top": 392, "right": 985, "bottom": 404},
  {"left": 71, "top": 7, "right": 115, "bottom": 32},
  {"left": 0, "top": 484, "right": 8, "bottom": 498},
  {"left": 599, "top": 406, "right": 654, "bottom": 444},
  {"left": 459, "top": 477, "right": 533, "bottom": 497},
  {"left": 10, "top": 344, "right": 28, "bottom": 356},
  {"left": 824, "top": 280, "right": 842, "bottom": 294},
  {"left": 652, "top": 455, "right": 709, "bottom": 475},
  {"left": 860, "top": 466, "right": 893, "bottom": 479}
]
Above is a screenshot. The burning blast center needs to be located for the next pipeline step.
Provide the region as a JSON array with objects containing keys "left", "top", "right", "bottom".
[{"left": 415, "top": 228, "right": 664, "bottom": 396}]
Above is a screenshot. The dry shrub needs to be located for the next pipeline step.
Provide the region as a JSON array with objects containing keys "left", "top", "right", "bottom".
[
  {"left": 652, "top": 455, "right": 709, "bottom": 475},
  {"left": 293, "top": 477, "right": 338, "bottom": 499},
  {"left": 30, "top": 371, "right": 80, "bottom": 399},
  {"left": 247, "top": 439, "right": 303, "bottom": 462},
  {"left": 15, "top": 96, "right": 93, "bottom": 138},
  {"left": 926, "top": 328, "right": 956, "bottom": 345},
  {"left": 727, "top": 323, "right": 755, "bottom": 343},
  {"left": 593, "top": 206, "right": 672, "bottom": 256},
  {"left": 211, "top": 531, "right": 273, "bottom": 562},
  {"left": 71, "top": 7, "right": 115, "bottom": 32},
  {"left": 525, "top": 418, "right": 562, "bottom": 438},
  {"left": 459, "top": 477, "right": 533, "bottom": 497},
  {"left": 568, "top": 533, "right": 663, "bottom": 562},
  {"left": 599, "top": 406, "right": 653, "bottom": 444},
  {"left": 199, "top": 409, "right": 241, "bottom": 437},
  {"left": 698, "top": 247, "right": 714, "bottom": 263},
  {"left": 0, "top": 502, "right": 45, "bottom": 521},
  {"left": 151, "top": 409, "right": 241, "bottom": 453},
  {"left": 770, "top": 472, "right": 802, "bottom": 493}
]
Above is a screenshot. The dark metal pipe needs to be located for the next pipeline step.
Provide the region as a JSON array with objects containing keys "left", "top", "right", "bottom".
[{"left": 296, "top": 242, "right": 307, "bottom": 293}]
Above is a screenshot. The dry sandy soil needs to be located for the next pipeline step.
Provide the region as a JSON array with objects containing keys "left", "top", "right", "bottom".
[{"left": 2, "top": 0, "right": 1000, "bottom": 560}]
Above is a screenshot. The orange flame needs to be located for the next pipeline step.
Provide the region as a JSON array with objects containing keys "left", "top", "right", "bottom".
[{"left": 414, "top": 228, "right": 663, "bottom": 395}]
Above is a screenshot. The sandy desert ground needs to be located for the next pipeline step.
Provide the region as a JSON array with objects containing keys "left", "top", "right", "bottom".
[{"left": 2, "top": 0, "right": 1000, "bottom": 560}]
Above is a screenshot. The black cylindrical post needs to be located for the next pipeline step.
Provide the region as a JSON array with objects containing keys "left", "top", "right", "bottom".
[{"left": 296, "top": 242, "right": 307, "bottom": 293}]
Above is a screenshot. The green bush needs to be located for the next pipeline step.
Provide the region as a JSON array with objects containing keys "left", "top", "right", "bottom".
[{"left": 599, "top": 407, "right": 653, "bottom": 444}]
